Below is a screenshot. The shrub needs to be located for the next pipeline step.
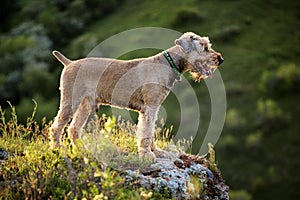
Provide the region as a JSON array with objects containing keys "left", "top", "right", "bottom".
[
  {"left": 225, "top": 108, "right": 246, "bottom": 130},
  {"left": 0, "top": 104, "right": 175, "bottom": 199},
  {"left": 258, "top": 63, "right": 300, "bottom": 96},
  {"left": 19, "top": 67, "right": 57, "bottom": 98},
  {"left": 0, "top": 22, "right": 53, "bottom": 108},
  {"left": 230, "top": 189, "right": 252, "bottom": 200},
  {"left": 276, "top": 63, "right": 300, "bottom": 91},
  {"left": 245, "top": 131, "right": 262, "bottom": 148},
  {"left": 172, "top": 7, "right": 205, "bottom": 27},
  {"left": 15, "top": 96, "right": 58, "bottom": 124},
  {"left": 258, "top": 70, "right": 276, "bottom": 93},
  {"left": 212, "top": 25, "right": 241, "bottom": 42},
  {"left": 256, "top": 99, "right": 288, "bottom": 131}
]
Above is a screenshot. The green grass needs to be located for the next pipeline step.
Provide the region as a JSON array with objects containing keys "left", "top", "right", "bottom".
[
  {"left": 1, "top": 0, "right": 300, "bottom": 199},
  {"left": 45, "top": 0, "right": 300, "bottom": 197},
  {"left": 0, "top": 104, "right": 185, "bottom": 199}
]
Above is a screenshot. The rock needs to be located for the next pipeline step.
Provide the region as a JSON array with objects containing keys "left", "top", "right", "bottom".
[
  {"left": 123, "top": 152, "right": 229, "bottom": 200},
  {"left": 0, "top": 149, "right": 9, "bottom": 162}
]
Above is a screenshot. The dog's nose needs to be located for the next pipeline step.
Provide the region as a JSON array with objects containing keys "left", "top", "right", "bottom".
[{"left": 218, "top": 55, "right": 224, "bottom": 65}]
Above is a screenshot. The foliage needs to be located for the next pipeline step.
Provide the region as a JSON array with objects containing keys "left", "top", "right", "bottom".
[
  {"left": 245, "top": 131, "right": 262, "bottom": 148},
  {"left": 230, "top": 189, "right": 252, "bottom": 200},
  {"left": 212, "top": 25, "right": 241, "bottom": 43},
  {"left": 225, "top": 108, "right": 246, "bottom": 130},
  {"left": 0, "top": 21, "right": 54, "bottom": 108},
  {"left": 0, "top": 104, "right": 175, "bottom": 199},
  {"left": 1, "top": 0, "right": 300, "bottom": 199},
  {"left": 172, "top": 7, "right": 206, "bottom": 28},
  {"left": 0, "top": 0, "right": 124, "bottom": 118},
  {"left": 256, "top": 98, "right": 288, "bottom": 131},
  {"left": 258, "top": 63, "right": 300, "bottom": 96}
]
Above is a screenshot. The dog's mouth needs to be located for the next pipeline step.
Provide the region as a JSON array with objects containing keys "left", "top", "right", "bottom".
[
  {"left": 192, "top": 60, "right": 218, "bottom": 82},
  {"left": 199, "top": 65, "right": 217, "bottom": 78}
]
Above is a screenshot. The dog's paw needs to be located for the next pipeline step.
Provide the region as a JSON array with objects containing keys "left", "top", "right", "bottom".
[
  {"left": 139, "top": 150, "right": 156, "bottom": 163},
  {"left": 153, "top": 148, "right": 179, "bottom": 161},
  {"left": 153, "top": 148, "right": 168, "bottom": 158}
]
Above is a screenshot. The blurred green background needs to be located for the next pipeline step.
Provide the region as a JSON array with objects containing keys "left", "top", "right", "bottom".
[{"left": 1, "top": 0, "right": 299, "bottom": 199}]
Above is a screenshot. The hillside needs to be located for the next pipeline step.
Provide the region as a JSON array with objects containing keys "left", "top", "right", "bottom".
[
  {"left": 0, "top": 0, "right": 300, "bottom": 199},
  {"left": 0, "top": 106, "right": 230, "bottom": 199}
]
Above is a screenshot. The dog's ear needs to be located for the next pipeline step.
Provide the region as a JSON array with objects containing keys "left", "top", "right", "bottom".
[{"left": 175, "top": 36, "right": 192, "bottom": 53}]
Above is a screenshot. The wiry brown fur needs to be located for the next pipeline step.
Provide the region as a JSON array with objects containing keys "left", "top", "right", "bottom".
[{"left": 49, "top": 32, "right": 223, "bottom": 161}]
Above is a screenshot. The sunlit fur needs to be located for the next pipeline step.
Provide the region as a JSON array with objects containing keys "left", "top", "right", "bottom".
[{"left": 50, "top": 32, "right": 223, "bottom": 161}]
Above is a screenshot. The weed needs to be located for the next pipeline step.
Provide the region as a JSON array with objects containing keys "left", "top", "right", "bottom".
[{"left": 0, "top": 104, "right": 176, "bottom": 199}]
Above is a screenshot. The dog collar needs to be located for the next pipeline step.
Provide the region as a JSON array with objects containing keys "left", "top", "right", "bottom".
[{"left": 163, "top": 51, "right": 181, "bottom": 77}]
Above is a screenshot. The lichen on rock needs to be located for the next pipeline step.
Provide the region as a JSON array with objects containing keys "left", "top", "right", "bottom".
[{"left": 123, "top": 152, "right": 229, "bottom": 200}]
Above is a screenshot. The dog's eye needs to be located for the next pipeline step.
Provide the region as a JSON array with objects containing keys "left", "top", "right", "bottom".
[{"left": 190, "top": 36, "right": 198, "bottom": 41}]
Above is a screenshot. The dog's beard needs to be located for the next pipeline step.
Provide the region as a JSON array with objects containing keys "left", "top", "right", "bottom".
[
  {"left": 190, "top": 71, "right": 205, "bottom": 82},
  {"left": 190, "top": 61, "right": 218, "bottom": 82}
]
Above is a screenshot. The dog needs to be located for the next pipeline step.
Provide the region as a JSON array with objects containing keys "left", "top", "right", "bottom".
[{"left": 49, "top": 32, "right": 223, "bottom": 160}]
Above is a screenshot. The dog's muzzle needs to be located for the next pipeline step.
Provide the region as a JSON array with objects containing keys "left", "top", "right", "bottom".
[{"left": 218, "top": 55, "right": 224, "bottom": 65}]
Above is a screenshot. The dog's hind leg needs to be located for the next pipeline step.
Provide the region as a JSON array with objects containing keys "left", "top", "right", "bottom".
[
  {"left": 50, "top": 104, "right": 72, "bottom": 148},
  {"left": 68, "top": 97, "right": 93, "bottom": 145}
]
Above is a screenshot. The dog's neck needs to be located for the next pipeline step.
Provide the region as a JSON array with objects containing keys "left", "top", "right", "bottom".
[{"left": 163, "top": 45, "right": 189, "bottom": 74}]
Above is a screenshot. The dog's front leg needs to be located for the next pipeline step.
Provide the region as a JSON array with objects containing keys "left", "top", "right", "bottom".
[{"left": 136, "top": 106, "right": 158, "bottom": 161}]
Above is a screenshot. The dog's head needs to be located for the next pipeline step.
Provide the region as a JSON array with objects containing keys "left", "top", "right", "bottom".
[{"left": 175, "top": 32, "right": 224, "bottom": 82}]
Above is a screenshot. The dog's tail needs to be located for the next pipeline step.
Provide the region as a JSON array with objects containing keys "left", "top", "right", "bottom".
[{"left": 52, "top": 50, "right": 72, "bottom": 66}]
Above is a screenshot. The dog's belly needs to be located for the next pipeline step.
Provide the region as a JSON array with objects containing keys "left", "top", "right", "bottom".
[{"left": 96, "top": 92, "right": 143, "bottom": 112}]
